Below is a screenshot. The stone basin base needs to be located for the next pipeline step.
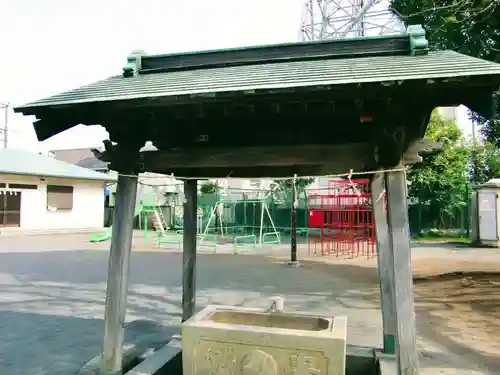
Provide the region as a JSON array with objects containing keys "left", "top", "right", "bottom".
[
  {"left": 128, "top": 344, "right": 384, "bottom": 375},
  {"left": 181, "top": 305, "right": 347, "bottom": 375}
]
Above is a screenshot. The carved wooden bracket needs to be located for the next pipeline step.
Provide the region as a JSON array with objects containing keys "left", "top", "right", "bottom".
[
  {"left": 90, "top": 140, "right": 113, "bottom": 162},
  {"left": 402, "top": 139, "right": 442, "bottom": 164},
  {"left": 92, "top": 139, "right": 144, "bottom": 174}
]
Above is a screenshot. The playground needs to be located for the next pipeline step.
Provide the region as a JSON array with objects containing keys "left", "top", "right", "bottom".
[
  {"left": 91, "top": 185, "right": 301, "bottom": 254},
  {"left": 90, "top": 179, "right": 378, "bottom": 257}
]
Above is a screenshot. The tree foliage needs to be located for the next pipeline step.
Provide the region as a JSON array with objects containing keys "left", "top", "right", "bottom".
[
  {"left": 391, "top": 0, "right": 500, "bottom": 60},
  {"left": 407, "top": 111, "right": 469, "bottom": 229},
  {"left": 271, "top": 178, "right": 315, "bottom": 192},
  {"left": 270, "top": 178, "right": 315, "bottom": 202},
  {"left": 199, "top": 181, "right": 219, "bottom": 195},
  {"left": 469, "top": 141, "right": 500, "bottom": 184},
  {"left": 390, "top": 0, "right": 500, "bottom": 145}
]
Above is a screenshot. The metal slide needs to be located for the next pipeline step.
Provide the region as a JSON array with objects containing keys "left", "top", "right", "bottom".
[{"left": 89, "top": 205, "right": 143, "bottom": 242}]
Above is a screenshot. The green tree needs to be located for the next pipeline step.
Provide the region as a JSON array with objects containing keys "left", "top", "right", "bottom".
[
  {"left": 199, "top": 181, "right": 219, "bottom": 195},
  {"left": 390, "top": 0, "right": 500, "bottom": 60},
  {"left": 390, "top": 0, "right": 500, "bottom": 145},
  {"left": 469, "top": 141, "right": 500, "bottom": 184},
  {"left": 270, "top": 178, "right": 315, "bottom": 203},
  {"left": 407, "top": 111, "right": 469, "bottom": 232}
]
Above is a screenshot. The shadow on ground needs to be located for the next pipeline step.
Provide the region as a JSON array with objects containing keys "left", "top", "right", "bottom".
[
  {"left": 5, "top": 249, "right": 497, "bottom": 374},
  {"left": 0, "top": 250, "right": 382, "bottom": 375},
  {"left": 0, "top": 311, "right": 104, "bottom": 375},
  {"left": 0, "top": 310, "right": 179, "bottom": 375}
]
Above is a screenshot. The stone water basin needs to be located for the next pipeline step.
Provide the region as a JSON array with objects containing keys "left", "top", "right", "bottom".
[{"left": 181, "top": 305, "right": 347, "bottom": 375}]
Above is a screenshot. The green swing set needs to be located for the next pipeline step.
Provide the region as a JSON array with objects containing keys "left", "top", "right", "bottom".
[{"left": 200, "top": 198, "right": 281, "bottom": 253}]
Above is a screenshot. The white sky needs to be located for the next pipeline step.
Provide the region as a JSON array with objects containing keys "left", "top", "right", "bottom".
[{"left": 0, "top": 0, "right": 472, "bottom": 152}]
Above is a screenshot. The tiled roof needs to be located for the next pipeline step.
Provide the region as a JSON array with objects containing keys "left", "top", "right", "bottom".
[{"left": 14, "top": 50, "right": 500, "bottom": 111}]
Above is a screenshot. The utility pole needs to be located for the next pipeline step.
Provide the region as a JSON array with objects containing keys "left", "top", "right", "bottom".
[{"left": 0, "top": 103, "right": 8, "bottom": 149}]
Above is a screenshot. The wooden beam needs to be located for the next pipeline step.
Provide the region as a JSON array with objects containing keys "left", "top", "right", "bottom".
[
  {"left": 95, "top": 137, "right": 438, "bottom": 178},
  {"left": 140, "top": 143, "right": 373, "bottom": 169},
  {"left": 182, "top": 179, "right": 198, "bottom": 322},
  {"left": 143, "top": 164, "right": 365, "bottom": 179},
  {"left": 384, "top": 167, "right": 419, "bottom": 375},
  {"left": 95, "top": 141, "right": 373, "bottom": 177}
]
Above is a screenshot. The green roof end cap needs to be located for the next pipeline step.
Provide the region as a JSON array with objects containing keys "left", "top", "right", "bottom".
[
  {"left": 406, "top": 24, "right": 429, "bottom": 56},
  {"left": 123, "top": 49, "right": 146, "bottom": 77}
]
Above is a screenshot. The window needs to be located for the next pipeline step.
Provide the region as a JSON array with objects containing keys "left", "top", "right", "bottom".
[
  {"left": 0, "top": 192, "right": 21, "bottom": 227},
  {"left": 47, "top": 185, "right": 74, "bottom": 211},
  {"left": 9, "top": 183, "right": 38, "bottom": 190}
]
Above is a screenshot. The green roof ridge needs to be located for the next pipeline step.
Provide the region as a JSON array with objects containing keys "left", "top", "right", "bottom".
[
  {"left": 122, "top": 24, "right": 428, "bottom": 77},
  {"left": 407, "top": 25, "right": 429, "bottom": 56},
  {"left": 143, "top": 32, "right": 406, "bottom": 60}
]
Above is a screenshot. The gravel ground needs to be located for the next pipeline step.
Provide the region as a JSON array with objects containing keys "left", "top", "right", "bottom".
[{"left": 0, "top": 233, "right": 498, "bottom": 375}]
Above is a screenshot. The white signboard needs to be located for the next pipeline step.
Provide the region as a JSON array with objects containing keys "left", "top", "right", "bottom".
[{"left": 479, "top": 192, "right": 498, "bottom": 241}]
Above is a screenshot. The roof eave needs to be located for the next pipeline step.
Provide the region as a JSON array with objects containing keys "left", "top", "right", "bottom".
[
  {"left": 15, "top": 72, "right": 500, "bottom": 117},
  {"left": 0, "top": 170, "right": 117, "bottom": 183}
]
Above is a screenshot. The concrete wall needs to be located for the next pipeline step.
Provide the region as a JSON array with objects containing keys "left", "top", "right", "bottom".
[{"left": 0, "top": 174, "right": 106, "bottom": 231}]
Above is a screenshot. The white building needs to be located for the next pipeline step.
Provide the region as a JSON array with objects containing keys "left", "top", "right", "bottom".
[
  {"left": 50, "top": 144, "right": 181, "bottom": 207},
  {"left": 0, "top": 148, "right": 115, "bottom": 233},
  {"left": 438, "top": 106, "right": 459, "bottom": 123}
]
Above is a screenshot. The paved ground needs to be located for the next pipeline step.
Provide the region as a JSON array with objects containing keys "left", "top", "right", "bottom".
[{"left": 0, "top": 233, "right": 499, "bottom": 375}]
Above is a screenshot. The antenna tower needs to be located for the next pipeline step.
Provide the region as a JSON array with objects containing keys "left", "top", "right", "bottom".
[{"left": 299, "top": 0, "right": 404, "bottom": 41}]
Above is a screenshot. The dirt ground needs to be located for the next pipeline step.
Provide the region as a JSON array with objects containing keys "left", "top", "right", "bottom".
[
  {"left": 292, "top": 246, "right": 500, "bottom": 374},
  {"left": 414, "top": 272, "right": 500, "bottom": 371},
  {"left": 413, "top": 253, "right": 500, "bottom": 374}
]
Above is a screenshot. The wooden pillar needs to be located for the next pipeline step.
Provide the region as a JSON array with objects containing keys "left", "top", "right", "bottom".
[
  {"left": 290, "top": 175, "right": 298, "bottom": 264},
  {"left": 384, "top": 167, "right": 419, "bottom": 375},
  {"left": 370, "top": 172, "right": 396, "bottom": 354},
  {"left": 100, "top": 173, "right": 138, "bottom": 375},
  {"left": 182, "top": 179, "right": 198, "bottom": 322}
]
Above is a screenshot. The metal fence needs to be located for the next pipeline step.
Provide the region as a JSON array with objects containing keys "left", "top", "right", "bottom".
[
  {"left": 104, "top": 181, "right": 473, "bottom": 248},
  {"left": 307, "top": 180, "right": 376, "bottom": 258},
  {"left": 408, "top": 202, "right": 470, "bottom": 237}
]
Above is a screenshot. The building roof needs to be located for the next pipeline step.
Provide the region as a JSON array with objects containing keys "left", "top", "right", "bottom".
[
  {"left": 51, "top": 148, "right": 109, "bottom": 171},
  {"left": 76, "top": 155, "right": 109, "bottom": 170},
  {"left": 50, "top": 148, "right": 94, "bottom": 164},
  {"left": 0, "top": 148, "right": 117, "bottom": 182},
  {"left": 15, "top": 26, "right": 500, "bottom": 114},
  {"left": 15, "top": 49, "right": 500, "bottom": 112},
  {"left": 51, "top": 144, "right": 158, "bottom": 171}
]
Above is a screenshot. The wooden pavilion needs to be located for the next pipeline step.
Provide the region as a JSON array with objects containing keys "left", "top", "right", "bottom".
[{"left": 14, "top": 25, "right": 500, "bottom": 375}]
